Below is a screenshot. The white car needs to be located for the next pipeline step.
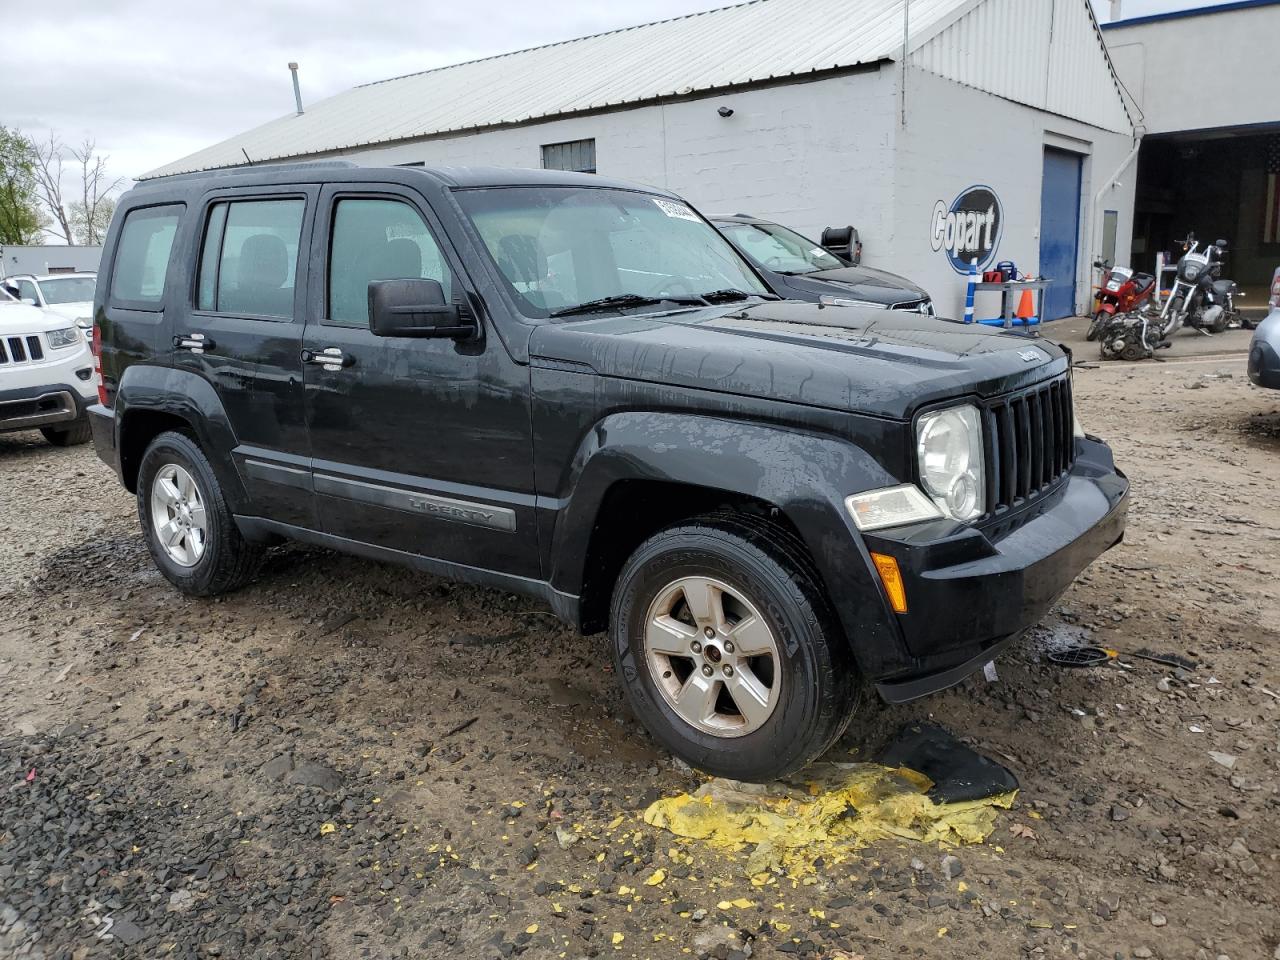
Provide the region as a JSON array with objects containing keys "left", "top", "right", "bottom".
[
  {"left": 0, "top": 285, "right": 97, "bottom": 445},
  {"left": 1, "top": 272, "right": 97, "bottom": 330}
]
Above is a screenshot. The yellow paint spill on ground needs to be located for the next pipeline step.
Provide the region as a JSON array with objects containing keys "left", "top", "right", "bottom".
[{"left": 643, "top": 762, "right": 1015, "bottom": 876}]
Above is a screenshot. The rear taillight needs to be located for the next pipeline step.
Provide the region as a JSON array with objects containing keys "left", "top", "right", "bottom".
[{"left": 92, "top": 323, "right": 108, "bottom": 406}]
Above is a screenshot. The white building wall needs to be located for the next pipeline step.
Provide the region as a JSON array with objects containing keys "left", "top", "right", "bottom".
[
  {"left": 337, "top": 62, "right": 1135, "bottom": 320},
  {"left": 890, "top": 66, "right": 1137, "bottom": 318},
  {"left": 340, "top": 71, "right": 902, "bottom": 274},
  {"left": 0, "top": 245, "right": 103, "bottom": 278},
  {"left": 910, "top": 0, "right": 1131, "bottom": 134},
  {"left": 1104, "top": 5, "right": 1280, "bottom": 135}
]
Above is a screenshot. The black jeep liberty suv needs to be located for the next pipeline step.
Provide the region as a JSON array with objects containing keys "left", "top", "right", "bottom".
[{"left": 88, "top": 163, "right": 1128, "bottom": 782}]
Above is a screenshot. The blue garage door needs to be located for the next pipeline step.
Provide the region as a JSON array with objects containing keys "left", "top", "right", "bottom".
[{"left": 1039, "top": 148, "right": 1083, "bottom": 320}]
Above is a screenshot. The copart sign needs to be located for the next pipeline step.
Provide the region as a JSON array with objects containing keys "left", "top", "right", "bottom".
[{"left": 931, "top": 186, "right": 1002, "bottom": 274}]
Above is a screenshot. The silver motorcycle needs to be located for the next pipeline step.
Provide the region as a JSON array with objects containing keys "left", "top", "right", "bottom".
[{"left": 1159, "top": 235, "right": 1243, "bottom": 336}]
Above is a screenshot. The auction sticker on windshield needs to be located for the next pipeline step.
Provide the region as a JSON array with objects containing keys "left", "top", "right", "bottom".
[{"left": 653, "top": 198, "right": 700, "bottom": 222}]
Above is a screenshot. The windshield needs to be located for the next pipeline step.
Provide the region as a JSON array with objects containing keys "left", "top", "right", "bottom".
[
  {"left": 455, "top": 186, "right": 768, "bottom": 318},
  {"left": 716, "top": 220, "right": 845, "bottom": 275},
  {"left": 36, "top": 276, "right": 97, "bottom": 304}
]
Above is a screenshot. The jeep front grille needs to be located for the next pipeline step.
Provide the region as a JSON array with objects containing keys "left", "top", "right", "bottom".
[
  {"left": 0, "top": 335, "right": 45, "bottom": 366},
  {"left": 982, "top": 376, "right": 1075, "bottom": 512}
]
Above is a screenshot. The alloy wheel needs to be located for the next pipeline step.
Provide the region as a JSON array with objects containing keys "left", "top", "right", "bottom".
[
  {"left": 149, "top": 463, "right": 208, "bottom": 567},
  {"left": 643, "top": 576, "right": 781, "bottom": 738}
]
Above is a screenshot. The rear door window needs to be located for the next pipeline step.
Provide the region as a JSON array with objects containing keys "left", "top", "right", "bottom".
[
  {"left": 197, "top": 198, "right": 305, "bottom": 318},
  {"left": 110, "top": 205, "right": 182, "bottom": 308}
]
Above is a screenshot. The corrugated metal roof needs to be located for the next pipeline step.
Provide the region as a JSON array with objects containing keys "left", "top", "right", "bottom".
[
  {"left": 144, "top": 0, "right": 975, "bottom": 178},
  {"left": 910, "top": 0, "right": 1133, "bottom": 133},
  {"left": 146, "top": 0, "right": 1131, "bottom": 180}
]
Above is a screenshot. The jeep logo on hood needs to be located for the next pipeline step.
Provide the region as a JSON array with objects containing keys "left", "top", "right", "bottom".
[{"left": 930, "top": 185, "right": 1003, "bottom": 274}]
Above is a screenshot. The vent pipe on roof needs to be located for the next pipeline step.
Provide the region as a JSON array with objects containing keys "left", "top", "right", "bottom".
[
  {"left": 1109, "top": 0, "right": 1122, "bottom": 21},
  {"left": 288, "top": 62, "right": 304, "bottom": 115}
]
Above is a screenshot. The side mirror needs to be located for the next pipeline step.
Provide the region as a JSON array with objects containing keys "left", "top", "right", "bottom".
[
  {"left": 368, "top": 278, "right": 476, "bottom": 339},
  {"left": 21, "top": 297, "right": 38, "bottom": 307}
]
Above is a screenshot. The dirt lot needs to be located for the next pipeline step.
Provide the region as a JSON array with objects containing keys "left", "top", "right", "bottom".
[{"left": 2, "top": 334, "right": 1277, "bottom": 960}]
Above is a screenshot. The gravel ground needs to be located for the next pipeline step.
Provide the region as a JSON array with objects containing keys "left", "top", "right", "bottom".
[{"left": 1, "top": 346, "right": 1277, "bottom": 960}]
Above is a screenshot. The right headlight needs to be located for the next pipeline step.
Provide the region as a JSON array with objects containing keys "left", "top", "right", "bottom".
[{"left": 916, "top": 404, "right": 985, "bottom": 521}]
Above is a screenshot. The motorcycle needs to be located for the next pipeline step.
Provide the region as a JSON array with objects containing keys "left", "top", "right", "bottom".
[
  {"left": 1159, "top": 235, "right": 1244, "bottom": 336},
  {"left": 1087, "top": 258, "right": 1156, "bottom": 341}
]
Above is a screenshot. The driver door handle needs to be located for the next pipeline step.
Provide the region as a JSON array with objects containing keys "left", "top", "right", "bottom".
[
  {"left": 174, "top": 333, "right": 214, "bottom": 354},
  {"left": 301, "top": 347, "right": 355, "bottom": 371}
]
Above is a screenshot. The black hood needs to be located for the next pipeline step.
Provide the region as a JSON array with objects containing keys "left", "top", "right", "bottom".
[
  {"left": 778, "top": 264, "right": 929, "bottom": 305},
  {"left": 529, "top": 301, "right": 1067, "bottom": 420}
]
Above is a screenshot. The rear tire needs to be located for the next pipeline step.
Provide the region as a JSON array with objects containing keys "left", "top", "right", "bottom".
[
  {"left": 137, "top": 431, "right": 263, "bottom": 596},
  {"left": 609, "top": 513, "right": 858, "bottom": 782},
  {"left": 41, "top": 416, "right": 91, "bottom": 447}
]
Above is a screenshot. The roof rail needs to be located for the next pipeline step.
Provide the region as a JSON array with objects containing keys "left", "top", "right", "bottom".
[{"left": 141, "top": 159, "right": 359, "bottom": 183}]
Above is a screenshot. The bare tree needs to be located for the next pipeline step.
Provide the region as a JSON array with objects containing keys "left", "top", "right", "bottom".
[
  {"left": 30, "top": 133, "right": 123, "bottom": 245},
  {"left": 69, "top": 138, "right": 123, "bottom": 245},
  {"left": 31, "top": 132, "right": 72, "bottom": 244}
]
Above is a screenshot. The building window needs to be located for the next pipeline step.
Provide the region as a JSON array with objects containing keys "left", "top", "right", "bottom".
[{"left": 542, "top": 139, "right": 596, "bottom": 174}]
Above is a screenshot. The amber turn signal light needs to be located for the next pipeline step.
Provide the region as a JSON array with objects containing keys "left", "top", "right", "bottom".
[{"left": 870, "top": 552, "right": 908, "bottom": 614}]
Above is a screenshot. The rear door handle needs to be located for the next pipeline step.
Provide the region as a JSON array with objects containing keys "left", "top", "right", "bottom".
[
  {"left": 174, "top": 333, "right": 214, "bottom": 354},
  {"left": 302, "top": 347, "right": 355, "bottom": 371}
]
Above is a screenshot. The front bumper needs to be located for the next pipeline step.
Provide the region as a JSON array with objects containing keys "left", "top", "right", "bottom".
[
  {"left": 0, "top": 381, "right": 90, "bottom": 433},
  {"left": 863, "top": 437, "right": 1128, "bottom": 702}
]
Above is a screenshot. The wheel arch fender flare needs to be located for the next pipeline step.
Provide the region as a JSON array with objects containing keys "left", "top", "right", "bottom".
[
  {"left": 547, "top": 411, "right": 908, "bottom": 672},
  {"left": 114, "top": 364, "right": 248, "bottom": 511}
]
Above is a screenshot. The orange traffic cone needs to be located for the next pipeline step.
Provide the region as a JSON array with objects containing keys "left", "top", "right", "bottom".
[{"left": 1016, "top": 288, "right": 1037, "bottom": 326}]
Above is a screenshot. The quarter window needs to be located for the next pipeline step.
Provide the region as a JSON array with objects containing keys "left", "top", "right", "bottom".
[
  {"left": 110, "top": 205, "right": 182, "bottom": 307},
  {"left": 328, "top": 198, "right": 452, "bottom": 327},
  {"left": 197, "top": 198, "right": 305, "bottom": 318}
]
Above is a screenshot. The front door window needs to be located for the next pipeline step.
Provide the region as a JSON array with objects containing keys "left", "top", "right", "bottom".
[{"left": 327, "top": 198, "right": 452, "bottom": 326}]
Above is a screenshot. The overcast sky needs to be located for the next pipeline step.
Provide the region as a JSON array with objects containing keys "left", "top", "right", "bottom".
[{"left": 0, "top": 0, "right": 1239, "bottom": 189}]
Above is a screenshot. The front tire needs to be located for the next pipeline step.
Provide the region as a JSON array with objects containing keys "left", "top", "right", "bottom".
[
  {"left": 610, "top": 514, "right": 858, "bottom": 782},
  {"left": 1086, "top": 310, "right": 1109, "bottom": 341},
  {"left": 137, "top": 431, "right": 263, "bottom": 596},
  {"left": 41, "top": 416, "right": 92, "bottom": 446}
]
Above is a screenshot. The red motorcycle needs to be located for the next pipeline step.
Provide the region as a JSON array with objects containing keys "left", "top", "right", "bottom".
[{"left": 1087, "top": 259, "right": 1156, "bottom": 342}]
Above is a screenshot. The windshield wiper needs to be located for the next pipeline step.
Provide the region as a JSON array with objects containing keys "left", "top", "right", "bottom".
[
  {"left": 698, "top": 288, "right": 778, "bottom": 303},
  {"left": 548, "top": 293, "right": 705, "bottom": 318}
]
